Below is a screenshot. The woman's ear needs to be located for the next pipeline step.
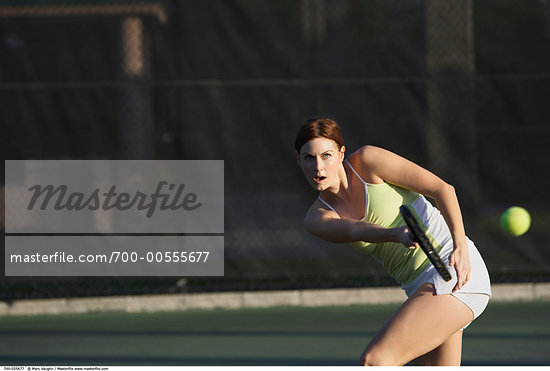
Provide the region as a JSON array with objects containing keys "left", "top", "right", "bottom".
[{"left": 340, "top": 145, "right": 346, "bottom": 159}]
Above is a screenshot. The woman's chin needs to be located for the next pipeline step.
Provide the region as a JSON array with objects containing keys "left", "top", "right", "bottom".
[{"left": 310, "top": 182, "right": 327, "bottom": 191}]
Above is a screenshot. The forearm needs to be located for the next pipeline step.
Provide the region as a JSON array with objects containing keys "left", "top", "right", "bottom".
[
  {"left": 349, "top": 220, "right": 401, "bottom": 244},
  {"left": 431, "top": 183, "right": 472, "bottom": 290},
  {"left": 431, "top": 183, "right": 468, "bottom": 248},
  {"left": 306, "top": 217, "right": 400, "bottom": 244}
]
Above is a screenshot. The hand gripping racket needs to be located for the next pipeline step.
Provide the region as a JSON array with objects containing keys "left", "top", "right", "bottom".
[{"left": 399, "top": 205, "right": 452, "bottom": 281}]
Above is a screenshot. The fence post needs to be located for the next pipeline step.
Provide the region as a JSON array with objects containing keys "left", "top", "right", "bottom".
[{"left": 425, "top": 0, "right": 478, "bottom": 211}]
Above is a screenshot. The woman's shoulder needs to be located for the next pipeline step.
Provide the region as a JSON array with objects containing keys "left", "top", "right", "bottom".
[
  {"left": 303, "top": 198, "right": 339, "bottom": 228},
  {"left": 348, "top": 145, "right": 386, "bottom": 164},
  {"left": 346, "top": 145, "right": 386, "bottom": 183}
]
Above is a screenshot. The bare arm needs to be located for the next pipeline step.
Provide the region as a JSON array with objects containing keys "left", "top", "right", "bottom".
[{"left": 304, "top": 204, "right": 416, "bottom": 248}]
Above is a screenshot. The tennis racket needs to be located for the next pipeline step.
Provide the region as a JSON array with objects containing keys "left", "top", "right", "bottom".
[{"left": 399, "top": 205, "right": 452, "bottom": 282}]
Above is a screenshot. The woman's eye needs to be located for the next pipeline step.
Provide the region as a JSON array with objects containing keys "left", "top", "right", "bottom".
[{"left": 322, "top": 153, "right": 331, "bottom": 159}]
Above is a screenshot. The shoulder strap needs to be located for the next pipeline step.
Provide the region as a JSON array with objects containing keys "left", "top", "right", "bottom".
[
  {"left": 317, "top": 195, "right": 339, "bottom": 215},
  {"left": 345, "top": 159, "right": 368, "bottom": 184}
]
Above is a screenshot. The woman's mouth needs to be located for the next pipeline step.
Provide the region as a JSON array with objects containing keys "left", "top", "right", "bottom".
[{"left": 313, "top": 176, "right": 326, "bottom": 183}]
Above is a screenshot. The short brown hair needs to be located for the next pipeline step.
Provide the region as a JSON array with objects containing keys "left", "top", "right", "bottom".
[{"left": 294, "top": 117, "right": 344, "bottom": 152}]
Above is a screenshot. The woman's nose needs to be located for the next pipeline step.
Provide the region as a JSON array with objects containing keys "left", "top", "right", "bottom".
[{"left": 314, "top": 157, "right": 322, "bottom": 171}]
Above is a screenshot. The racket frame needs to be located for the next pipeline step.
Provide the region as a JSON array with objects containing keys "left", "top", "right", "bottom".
[{"left": 399, "top": 205, "right": 452, "bottom": 282}]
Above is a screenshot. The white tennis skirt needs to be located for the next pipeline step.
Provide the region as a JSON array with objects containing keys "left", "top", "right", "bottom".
[{"left": 403, "top": 238, "right": 492, "bottom": 325}]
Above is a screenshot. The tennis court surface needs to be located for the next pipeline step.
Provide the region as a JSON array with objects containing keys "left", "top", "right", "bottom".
[{"left": 0, "top": 300, "right": 548, "bottom": 366}]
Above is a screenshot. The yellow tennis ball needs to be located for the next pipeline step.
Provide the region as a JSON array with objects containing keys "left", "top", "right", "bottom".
[{"left": 501, "top": 206, "right": 531, "bottom": 236}]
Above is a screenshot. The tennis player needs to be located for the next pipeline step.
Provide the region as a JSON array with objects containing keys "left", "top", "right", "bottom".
[{"left": 295, "top": 117, "right": 491, "bottom": 366}]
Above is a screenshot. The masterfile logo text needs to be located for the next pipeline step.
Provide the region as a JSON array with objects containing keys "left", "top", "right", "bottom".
[
  {"left": 26, "top": 181, "right": 202, "bottom": 218},
  {"left": 5, "top": 160, "right": 223, "bottom": 233}
]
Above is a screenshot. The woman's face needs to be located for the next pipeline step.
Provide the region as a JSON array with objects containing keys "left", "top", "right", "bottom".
[{"left": 297, "top": 137, "right": 345, "bottom": 191}]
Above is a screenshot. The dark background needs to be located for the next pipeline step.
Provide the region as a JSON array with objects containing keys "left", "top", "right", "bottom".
[{"left": 1, "top": 0, "right": 549, "bottom": 299}]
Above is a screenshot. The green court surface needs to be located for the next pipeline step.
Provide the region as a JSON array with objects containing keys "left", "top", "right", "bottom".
[{"left": 0, "top": 300, "right": 548, "bottom": 366}]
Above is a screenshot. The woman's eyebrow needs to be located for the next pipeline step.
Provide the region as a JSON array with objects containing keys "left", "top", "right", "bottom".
[{"left": 302, "top": 149, "right": 334, "bottom": 156}]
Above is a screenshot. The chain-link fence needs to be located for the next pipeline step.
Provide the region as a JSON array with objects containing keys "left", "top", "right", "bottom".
[{"left": 2, "top": 0, "right": 550, "bottom": 300}]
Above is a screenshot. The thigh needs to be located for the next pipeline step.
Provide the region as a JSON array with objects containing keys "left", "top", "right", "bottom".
[
  {"left": 362, "top": 283, "right": 474, "bottom": 366},
  {"left": 409, "top": 330, "right": 464, "bottom": 366}
]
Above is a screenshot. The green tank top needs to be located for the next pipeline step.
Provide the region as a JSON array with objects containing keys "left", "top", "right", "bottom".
[{"left": 320, "top": 160, "right": 440, "bottom": 285}]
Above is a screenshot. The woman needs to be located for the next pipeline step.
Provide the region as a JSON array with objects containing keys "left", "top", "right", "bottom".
[{"left": 295, "top": 117, "right": 491, "bottom": 366}]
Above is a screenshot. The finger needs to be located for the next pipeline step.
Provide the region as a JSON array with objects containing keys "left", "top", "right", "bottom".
[
  {"left": 455, "top": 279, "right": 463, "bottom": 292},
  {"left": 448, "top": 253, "right": 455, "bottom": 266},
  {"left": 457, "top": 270, "right": 470, "bottom": 290},
  {"left": 454, "top": 271, "right": 463, "bottom": 290},
  {"left": 463, "top": 271, "right": 471, "bottom": 285}
]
